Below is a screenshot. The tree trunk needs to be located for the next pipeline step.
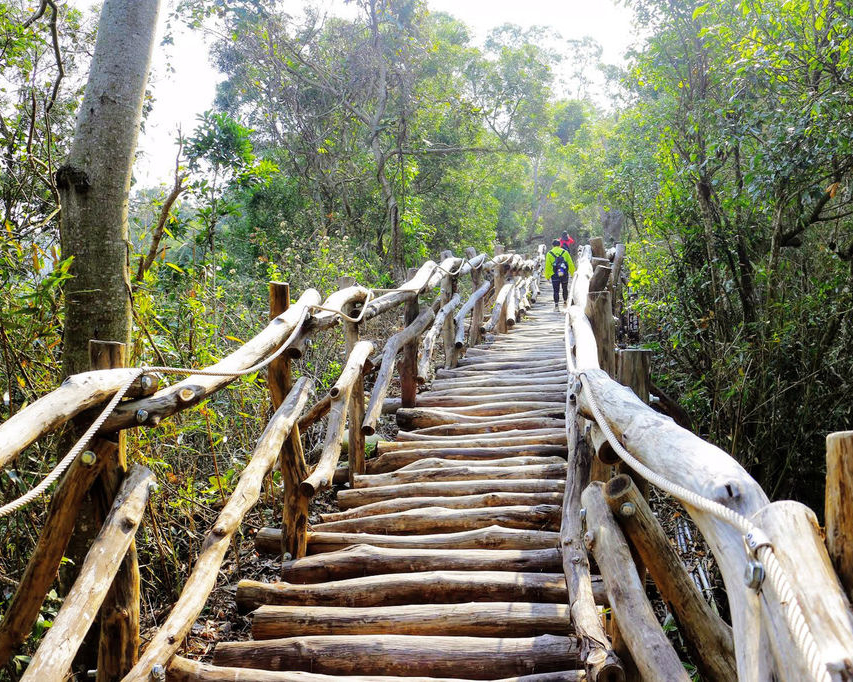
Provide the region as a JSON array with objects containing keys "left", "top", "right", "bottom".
[{"left": 58, "top": 0, "right": 161, "bottom": 377}]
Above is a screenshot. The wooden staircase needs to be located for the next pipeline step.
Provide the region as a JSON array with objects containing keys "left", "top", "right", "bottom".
[{"left": 171, "top": 301, "right": 588, "bottom": 681}]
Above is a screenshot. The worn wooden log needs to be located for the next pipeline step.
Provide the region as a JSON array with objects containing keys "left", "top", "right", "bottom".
[
  {"left": 312, "top": 504, "right": 561, "bottom": 534},
  {"left": 252, "top": 602, "right": 571, "bottom": 640},
  {"left": 589, "top": 237, "right": 605, "bottom": 258},
  {"left": 573, "top": 369, "right": 796, "bottom": 678},
  {"left": 417, "top": 294, "right": 462, "bottom": 383},
  {"left": 561, "top": 378, "right": 623, "bottom": 682},
  {"left": 236, "top": 570, "right": 593, "bottom": 612},
  {"left": 420, "top": 402, "right": 565, "bottom": 419},
  {"left": 21, "top": 465, "right": 153, "bottom": 682},
  {"left": 396, "top": 407, "right": 563, "bottom": 430},
  {"left": 278, "top": 545, "right": 563, "bottom": 584},
  {"left": 603, "top": 475, "right": 736, "bottom": 681},
  {"left": 101, "top": 290, "right": 320, "bottom": 432},
  {"left": 585, "top": 292, "right": 615, "bottom": 377},
  {"left": 363, "top": 307, "right": 435, "bottom": 435},
  {"left": 582, "top": 482, "right": 690, "bottom": 682},
  {"left": 0, "top": 368, "right": 156, "bottom": 469},
  {"left": 254, "top": 524, "right": 561, "bottom": 556},
  {"left": 399, "top": 268, "right": 421, "bottom": 408},
  {"left": 301, "top": 340, "right": 373, "bottom": 497},
  {"left": 168, "top": 656, "right": 586, "bottom": 682},
  {"left": 826, "top": 431, "right": 853, "bottom": 602},
  {"left": 750, "top": 501, "right": 853, "bottom": 681},
  {"left": 0, "top": 441, "right": 110, "bottom": 667},
  {"left": 366, "top": 445, "right": 569, "bottom": 474},
  {"left": 423, "top": 385, "right": 565, "bottom": 400},
  {"left": 320, "top": 492, "right": 565, "bottom": 523},
  {"left": 376, "top": 432, "right": 567, "bottom": 453},
  {"left": 407, "top": 418, "right": 566, "bottom": 437},
  {"left": 396, "top": 456, "right": 565, "bottom": 471},
  {"left": 394, "top": 426, "right": 565, "bottom": 443},
  {"left": 213, "top": 634, "right": 581, "bottom": 679},
  {"left": 454, "top": 281, "right": 492, "bottom": 349},
  {"left": 505, "top": 279, "right": 521, "bottom": 326},
  {"left": 362, "top": 261, "right": 437, "bottom": 319},
  {"left": 482, "top": 281, "right": 515, "bottom": 334},
  {"left": 439, "top": 357, "right": 566, "bottom": 372},
  {"left": 353, "top": 463, "right": 567, "bottom": 489},
  {"left": 588, "top": 266, "right": 611, "bottom": 294},
  {"left": 414, "top": 393, "right": 567, "bottom": 408},
  {"left": 338, "top": 478, "right": 565, "bottom": 509},
  {"left": 123, "top": 380, "right": 312, "bottom": 682},
  {"left": 307, "top": 284, "right": 371, "bottom": 331}
]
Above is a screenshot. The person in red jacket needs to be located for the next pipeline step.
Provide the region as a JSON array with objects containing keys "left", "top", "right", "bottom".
[{"left": 559, "top": 231, "right": 575, "bottom": 250}]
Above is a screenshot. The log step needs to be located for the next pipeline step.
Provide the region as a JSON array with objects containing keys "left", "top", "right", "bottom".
[
  {"left": 277, "top": 545, "right": 563, "bottom": 584},
  {"left": 311, "top": 504, "right": 561, "bottom": 535},
  {"left": 367, "top": 446, "right": 567, "bottom": 473},
  {"left": 169, "top": 656, "right": 586, "bottom": 681},
  {"left": 256, "top": 525, "right": 560, "bottom": 556},
  {"left": 353, "top": 464, "right": 568, "bottom": 489},
  {"left": 320, "top": 492, "right": 565, "bottom": 522},
  {"left": 212, "top": 634, "right": 581, "bottom": 679},
  {"left": 337, "top": 479, "right": 566, "bottom": 509},
  {"left": 236, "top": 570, "right": 603, "bottom": 613},
  {"left": 251, "top": 602, "right": 571, "bottom": 639},
  {"left": 395, "top": 456, "right": 566, "bottom": 471}
]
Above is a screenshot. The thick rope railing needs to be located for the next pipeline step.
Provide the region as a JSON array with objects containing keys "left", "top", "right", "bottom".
[{"left": 563, "top": 268, "right": 830, "bottom": 682}]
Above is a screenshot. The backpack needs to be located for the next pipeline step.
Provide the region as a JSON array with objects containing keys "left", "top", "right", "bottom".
[{"left": 553, "top": 249, "right": 569, "bottom": 278}]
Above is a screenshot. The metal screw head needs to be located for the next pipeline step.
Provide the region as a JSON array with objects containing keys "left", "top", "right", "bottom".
[
  {"left": 151, "top": 663, "right": 166, "bottom": 681},
  {"left": 140, "top": 374, "right": 153, "bottom": 390},
  {"left": 579, "top": 508, "right": 587, "bottom": 521},
  {"left": 283, "top": 552, "right": 292, "bottom": 561},
  {"left": 80, "top": 450, "right": 97, "bottom": 467},
  {"left": 744, "top": 560, "right": 765, "bottom": 591},
  {"left": 135, "top": 409, "right": 149, "bottom": 424},
  {"left": 620, "top": 502, "right": 636, "bottom": 517}
]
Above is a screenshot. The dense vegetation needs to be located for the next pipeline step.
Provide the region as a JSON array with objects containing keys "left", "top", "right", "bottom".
[{"left": 0, "top": 0, "right": 851, "bottom": 674}]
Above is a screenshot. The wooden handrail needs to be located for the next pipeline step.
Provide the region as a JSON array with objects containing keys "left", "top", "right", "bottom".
[
  {"left": 122, "top": 378, "right": 312, "bottom": 682},
  {"left": 567, "top": 242, "right": 853, "bottom": 681}
]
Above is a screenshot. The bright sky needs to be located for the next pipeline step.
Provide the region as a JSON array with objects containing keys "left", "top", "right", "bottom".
[{"left": 74, "top": 0, "right": 636, "bottom": 188}]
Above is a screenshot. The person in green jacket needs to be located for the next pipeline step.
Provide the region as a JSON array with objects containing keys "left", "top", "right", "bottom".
[{"left": 544, "top": 238, "right": 575, "bottom": 310}]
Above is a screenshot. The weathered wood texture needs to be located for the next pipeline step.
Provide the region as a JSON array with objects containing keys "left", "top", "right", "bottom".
[
  {"left": 251, "top": 602, "right": 571, "bottom": 639},
  {"left": 278, "top": 545, "right": 562, "bottom": 584},
  {"left": 582, "top": 482, "right": 690, "bottom": 682},
  {"left": 123, "top": 380, "right": 311, "bottom": 682},
  {"left": 236, "top": 570, "right": 596, "bottom": 612},
  {"left": 363, "top": 307, "right": 435, "bottom": 435},
  {"left": 212, "top": 634, "right": 581, "bottom": 678},
  {"left": 255, "top": 525, "right": 561, "bottom": 555},
  {"left": 0, "top": 442, "right": 109, "bottom": 667},
  {"left": 604, "top": 475, "right": 736, "bottom": 681},
  {"left": 22, "top": 465, "right": 153, "bottom": 682},
  {"left": 826, "top": 431, "right": 853, "bottom": 602},
  {"left": 167, "top": 656, "right": 585, "bottom": 682}
]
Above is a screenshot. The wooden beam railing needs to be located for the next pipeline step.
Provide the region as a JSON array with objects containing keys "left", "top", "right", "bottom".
[
  {"left": 565, "top": 241, "right": 853, "bottom": 681},
  {"left": 0, "top": 243, "right": 544, "bottom": 678}
]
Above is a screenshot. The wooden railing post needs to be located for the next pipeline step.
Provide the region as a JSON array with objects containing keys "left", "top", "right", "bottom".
[
  {"left": 439, "top": 250, "right": 458, "bottom": 368},
  {"left": 467, "top": 247, "right": 484, "bottom": 349},
  {"left": 400, "top": 267, "right": 420, "bottom": 408},
  {"left": 585, "top": 292, "right": 615, "bottom": 377},
  {"left": 269, "top": 282, "right": 310, "bottom": 563},
  {"left": 826, "top": 431, "right": 853, "bottom": 601},
  {"left": 615, "top": 348, "right": 652, "bottom": 498},
  {"left": 339, "top": 276, "right": 366, "bottom": 484},
  {"left": 84, "top": 340, "right": 142, "bottom": 682}
]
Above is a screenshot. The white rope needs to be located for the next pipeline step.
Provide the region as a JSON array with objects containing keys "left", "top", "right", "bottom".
[{"left": 563, "top": 269, "right": 829, "bottom": 681}]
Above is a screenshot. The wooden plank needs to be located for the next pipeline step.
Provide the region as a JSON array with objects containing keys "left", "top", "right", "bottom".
[
  {"left": 252, "top": 602, "right": 571, "bottom": 639},
  {"left": 212, "top": 634, "right": 581, "bottom": 678},
  {"left": 277, "top": 545, "right": 562, "bottom": 584}
]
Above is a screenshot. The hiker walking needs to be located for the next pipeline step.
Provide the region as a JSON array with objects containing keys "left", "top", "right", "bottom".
[{"left": 544, "top": 238, "right": 575, "bottom": 310}]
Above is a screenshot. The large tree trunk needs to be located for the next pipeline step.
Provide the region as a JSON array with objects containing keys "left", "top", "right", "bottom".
[{"left": 58, "top": 0, "right": 161, "bottom": 377}]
